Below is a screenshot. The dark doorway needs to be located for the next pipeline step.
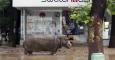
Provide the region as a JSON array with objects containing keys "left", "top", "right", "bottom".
[
  {"left": 0, "top": 8, "right": 21, "bottom": 47},
  {"left": 15, "top": 10, "right": 21, "bottom": 45},
  {"left": 109, "top": 15, "right": 115, "bottom": 48}
]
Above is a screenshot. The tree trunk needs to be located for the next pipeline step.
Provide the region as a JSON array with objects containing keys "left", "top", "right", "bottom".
[
  {"left": 109, "top": 15, "right": 115, "bottom": 48},
  {"left": 88, "top": 0, "right": 107, "bottom": 60},
  {"left": 88, "top": 17, "right": 103, "bottom": 60}
]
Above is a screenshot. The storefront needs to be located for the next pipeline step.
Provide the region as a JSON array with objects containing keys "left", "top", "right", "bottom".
[{"left": 13, "top": 0, "right": 90, "bottom": 45}]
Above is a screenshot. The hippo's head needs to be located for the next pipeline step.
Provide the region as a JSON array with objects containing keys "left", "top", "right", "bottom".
[
  {"left": 58, "top": 36, "right": 72, "bottom": 49},
  {"left": 62, "top": 40, "right": 72, "bottom": 49}
]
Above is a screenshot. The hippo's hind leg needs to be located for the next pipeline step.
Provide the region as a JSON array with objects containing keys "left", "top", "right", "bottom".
[
  {"left": 24, "top": 49, "right": 32, "bottom": 55},
  {"left": 24, "top": 50, "right": 28, "bottom": 55},
  {"left": 28, "top": 51, "right": 32, "bottom": 55}
]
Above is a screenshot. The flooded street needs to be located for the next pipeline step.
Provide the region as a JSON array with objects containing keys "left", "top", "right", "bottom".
[
  {"left": 0, "top": 54, "right": 73, "bottom": 60},
  {"left": 0, "top": 46, "right": 115, "bottom": 60},
  {"left": 0, "top": 46, "right": 88, "bottom": 60}
]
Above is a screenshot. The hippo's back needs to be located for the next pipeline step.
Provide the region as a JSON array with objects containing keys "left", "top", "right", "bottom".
[{"left": 23, "top": 37, "right": 59, "bottom": 52}]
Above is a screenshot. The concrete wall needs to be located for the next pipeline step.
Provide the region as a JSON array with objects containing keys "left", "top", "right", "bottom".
[{"left": 20, "top": 8, "right": 63, "bottom": 44}]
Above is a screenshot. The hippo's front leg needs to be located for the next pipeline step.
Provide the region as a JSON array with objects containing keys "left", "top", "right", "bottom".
[
  {"left": 50, "top": 47, "right": 58, "bottom": 55},
  {"left": 51, "top": 51, "right": 57, "bottom": 55}
]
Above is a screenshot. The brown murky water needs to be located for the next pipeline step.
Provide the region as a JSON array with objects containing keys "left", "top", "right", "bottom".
[
  {"left": 0, "top": 46, "right": 115, "bottom": 60},
  {"left": 0, "top": 54, "right": 79, "bottom": 60},
  {"left": 0, "top": 46, "right": 88, "bottom": 60}
]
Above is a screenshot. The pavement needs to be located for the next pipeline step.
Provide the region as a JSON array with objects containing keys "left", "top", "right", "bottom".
[{"left": 73, "top": 34, "right": 110, "bottom": 47}]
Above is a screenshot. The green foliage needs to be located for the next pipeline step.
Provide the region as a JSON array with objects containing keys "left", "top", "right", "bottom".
[
  {"left": 69, "top": 4, "right": 91, "bottom": 24},
  {"left": 107, "top": 0, "right": 112, "bottom": 7},
  {"left": 107, "top": 0, "right": 115, "bottom": 15},
  {"left": 0, "top": 0, "right": 10, "bottom": 10},
  {"left": 111, "top": 0, "right": 115, "bottom": 15}
]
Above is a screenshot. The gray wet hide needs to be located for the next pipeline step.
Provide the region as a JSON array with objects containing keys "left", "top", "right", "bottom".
[{"left": 23, "top": 36, "right": 71, "bottom": 55}]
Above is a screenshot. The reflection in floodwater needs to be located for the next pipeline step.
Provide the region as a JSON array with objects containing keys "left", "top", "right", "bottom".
[
  {"left": 0, "top": 47, "right": 88, "bottom": 60},
  {"left": 0, "top": 54, "right": 76, "bottom": 60},
  {"left": 1, "top": 46, "right": 115, "bottom": 60}
]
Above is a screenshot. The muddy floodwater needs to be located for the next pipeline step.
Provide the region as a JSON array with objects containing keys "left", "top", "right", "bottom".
[
  {"left": 0, "top": 46, "right": 115, "bottom": 60},
  {"left": 0, "top": 46, "right": 88, "bottom": 60},
  {"left": 0, "top": 55, "right": 79, "bottom": 60}
]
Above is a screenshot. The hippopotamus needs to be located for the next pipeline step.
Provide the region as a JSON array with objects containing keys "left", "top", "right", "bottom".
[{"left": 23, "top": 36, "right": 72, "bottom": 55}]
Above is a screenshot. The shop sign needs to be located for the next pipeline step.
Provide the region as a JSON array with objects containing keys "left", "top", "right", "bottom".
[
  {"left": 41, "top": 0, "right": 90, "bottom": 2},
  {"left": 13, "top": 0, "right": 90, "bottom": 7}
]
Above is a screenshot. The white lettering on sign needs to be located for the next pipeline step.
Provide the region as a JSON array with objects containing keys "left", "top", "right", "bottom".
[
  {"left": 13, "top": 0, "right": 91, "bottom": 7},
  {"left": 41, "top": 0, "right": 90, "bottom": 2},
  {"left": 41, "top": 0, "right": 68, "bottom": 2}
]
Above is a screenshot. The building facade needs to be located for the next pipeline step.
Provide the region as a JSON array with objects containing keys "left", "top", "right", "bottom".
[{"left": 13, "top": 0, "right": 90, "bottom": 43}]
